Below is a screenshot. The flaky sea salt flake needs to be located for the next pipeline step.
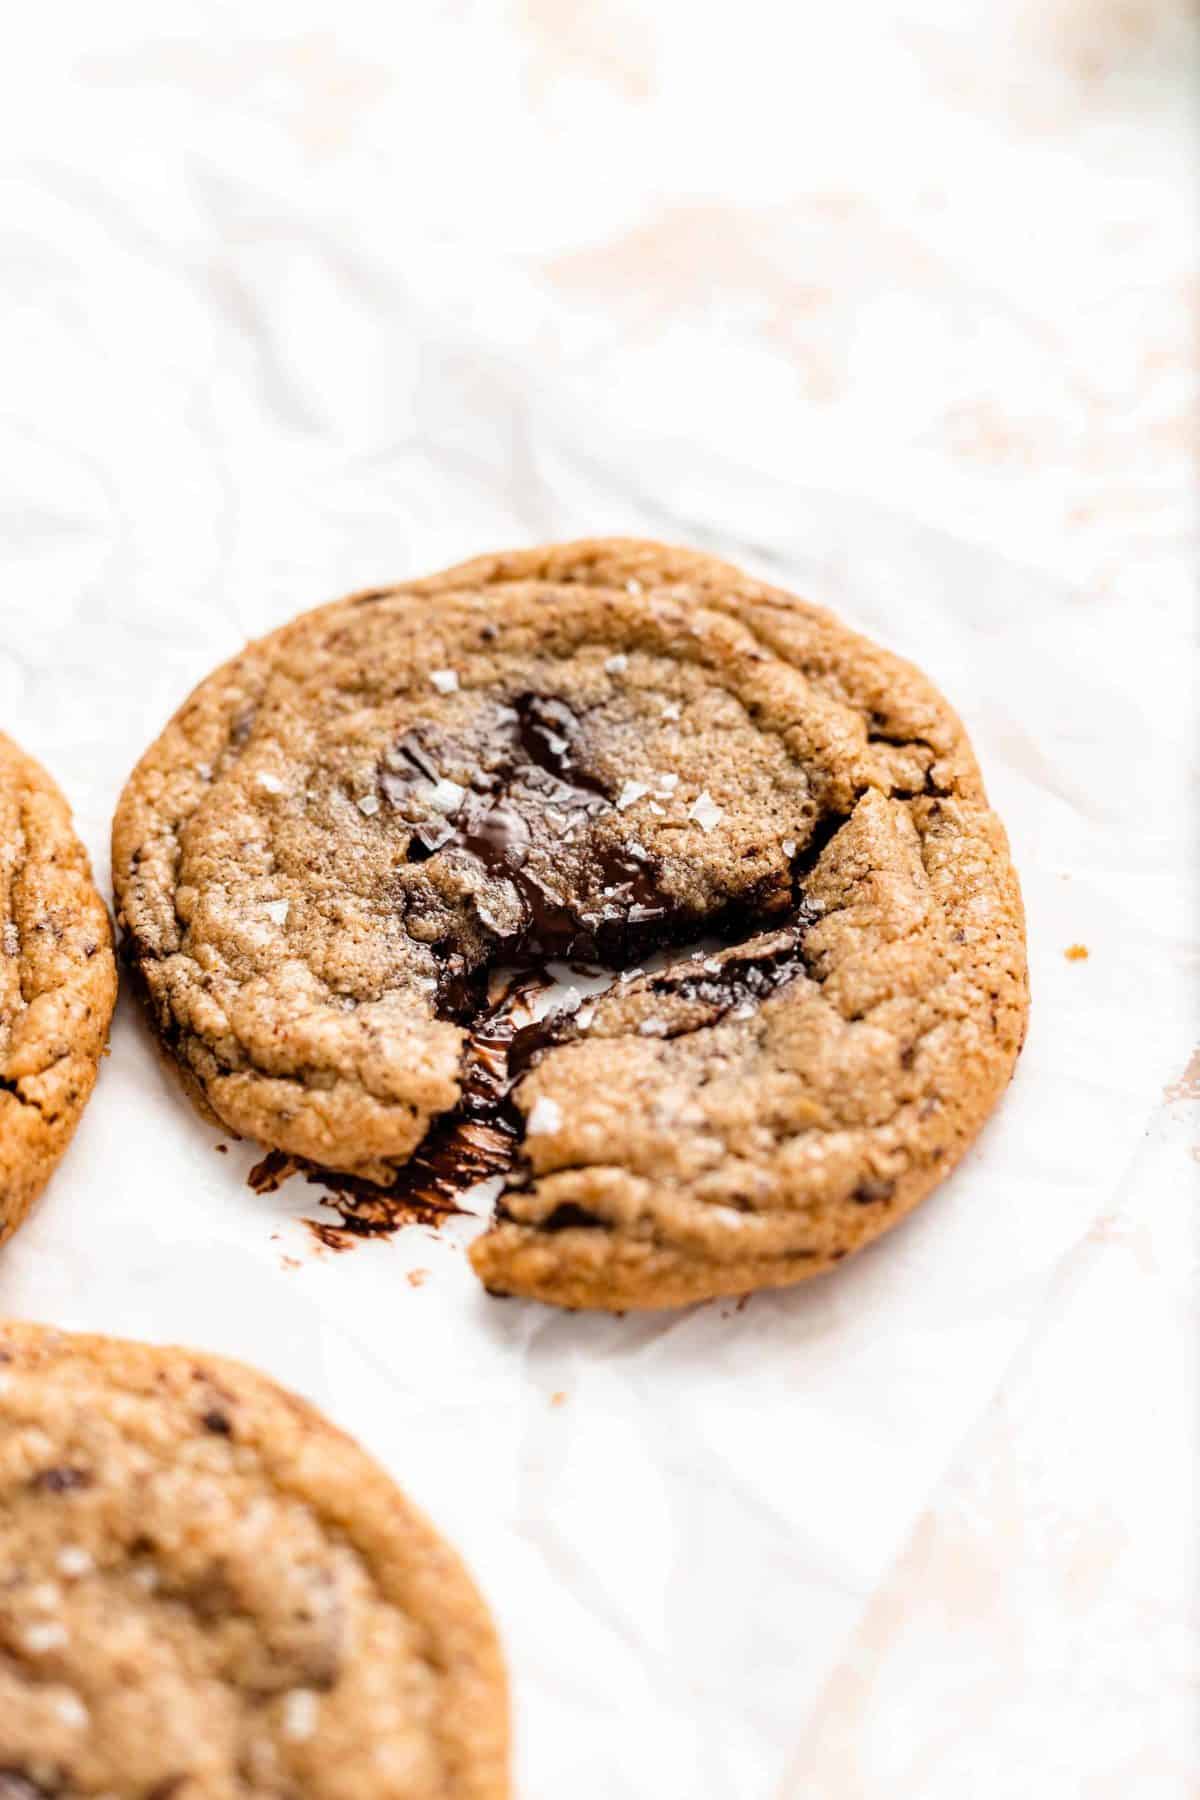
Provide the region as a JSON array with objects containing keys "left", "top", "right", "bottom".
[
  {"left": 264, "top": 900, "right": 290, "bottom": 927},
  {"left": 428, "top": 779, "right": 465, "bottom": 814},
  {"left": 430, "top": 668, "right": 459, "bottom": 694},
  {"left": 526, "top": 1096, "right": 563, "bottom": 1135},
  {"left": 356, "top": 792, "right": 380, "bottom": 817},
  {"left": 689, "top": 791, "right": 723, "bottom": 832},
  {"left": 282, "top": 1688, "right": 319, "bottom": 1741},
  {"left": 54, "top": 1693, "right": 89, "bottom": 1730},
  {"left": 604, "top": 653, "right": 628, "bottom": 675},
  {"left": 616, "top": 780, "right": 650, "bottom": 811}
]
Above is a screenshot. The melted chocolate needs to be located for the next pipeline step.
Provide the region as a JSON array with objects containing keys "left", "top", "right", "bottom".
[
  {"left": 352, "top": 971, "right": 565, "bottom": 1215},
  {"left": 382, "top": 695, "right": 677, "bottom": 967},
  {"left": 644, "top": 917, "right": 818, "bottom": 1029}
]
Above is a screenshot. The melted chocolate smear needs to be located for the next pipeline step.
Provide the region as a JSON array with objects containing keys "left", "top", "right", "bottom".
[
  {"left": 355, "top": 969, "right": 564, "bottom": 1219},
  {"left": 247, "top": 1148, "right": 298, "bottom": 1194},
  {"left": 644, "top": 914, "right": 819, "bottom": 1030},
  {"left": 383, "top": 695, "right": 675, "bottom": 971},
  {"left": 247, "top": 972, "right": 569, "bottom": 1243}
]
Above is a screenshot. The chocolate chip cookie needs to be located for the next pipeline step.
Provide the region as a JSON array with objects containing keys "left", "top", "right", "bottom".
[
  {"left": 0, "top": 1321, "right": 510, "bottom": 1798},
  {"left": 113, "top": 540, "right": 1028, "bottom": 1310},
  {"left": 0, "top": 733, "right": 116, "bottom": 1246}
]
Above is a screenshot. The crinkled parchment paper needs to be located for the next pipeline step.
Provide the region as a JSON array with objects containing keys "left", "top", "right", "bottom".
[{"left": 1, "top": 4, "right": 1195, "bottom": 1795}]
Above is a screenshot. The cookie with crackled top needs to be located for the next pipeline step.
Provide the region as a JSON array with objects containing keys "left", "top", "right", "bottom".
[
  {"left": 0, "top": 732, "right": 116, "bottom": 1246},
  {"left": 113, "top": 539, "right": 1028, "bottom": 1310},
  {"left": 0, "top": 1321, "right": 510, "bottom": 1798}
]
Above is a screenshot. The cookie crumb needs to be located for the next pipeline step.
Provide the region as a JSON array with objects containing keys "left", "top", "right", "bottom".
[
  {"left": 1064, "top": 943, "right": 1089, "bottom": 961},
  {"left": 430, "top": 669, "right": 459, "bottom": 694},
  {"left": 215, "top": 1142, "right": 228, "bottom": 1154},
  {"left": 406, "top": 1268, "right": 429, "bottom": 1288},
  {"left": 689, "top": 791, "right": 723, "bottom": 832},
  {"left": 527, "top": 1096, "right": 563, "bottom": 1135},
  {"left": 550, "top": 1390, "right": 568, "bottom": 1406}
]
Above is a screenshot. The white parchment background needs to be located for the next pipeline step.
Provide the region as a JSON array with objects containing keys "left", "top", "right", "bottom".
[{"left": 0, "top": 4, "right": 1196, "bottom": 1795}]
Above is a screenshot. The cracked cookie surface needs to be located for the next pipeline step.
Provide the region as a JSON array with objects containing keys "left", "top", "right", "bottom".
[
  {"left": 0, "top": 733, "right": 116, "bottom": 1246},
  {"left": 113, "top": 540, "right": 1028, "bottom": 1310},
  {"left": 0, "top": 1322, "right": 509, "bottom": 1799}
]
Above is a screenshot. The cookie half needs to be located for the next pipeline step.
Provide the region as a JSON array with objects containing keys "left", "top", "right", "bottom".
[
  {"left": 0, "top": 732, "right": 117, "bottom": 1246},
  {"left": 0, "top": 1321, "right": 510, "bottom": 1797},
  {"left": 114, "top": 540, "right": 1028, "bottom": 1309}
]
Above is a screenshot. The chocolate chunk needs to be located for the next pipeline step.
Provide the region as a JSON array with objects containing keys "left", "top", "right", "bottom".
[
  {"left": 851, "top": 1178, "right": 895, "bottom": 1205},
  {"left": 30, "top": 1465, "right": 92, "bottom": 1493},
  {"left": 539, "top": 1203, "right": 604, "bottom": 1233}
]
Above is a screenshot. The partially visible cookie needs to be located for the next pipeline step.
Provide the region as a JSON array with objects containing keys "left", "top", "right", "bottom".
[
  {"left": 114, "top": 539, "right": 1027, "bottom": 1310},
  {"left": 0, "top": 1321, "right": 510, "bottom": 1798},
  {"left": 0, "top": 733, "right": 116, "bottom": 1246}
]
